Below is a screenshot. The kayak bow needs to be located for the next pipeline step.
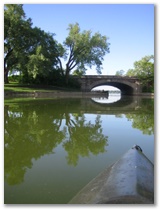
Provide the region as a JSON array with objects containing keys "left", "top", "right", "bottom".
[{"left": 69, "top": 145, "right": 154, "bottom": 204}]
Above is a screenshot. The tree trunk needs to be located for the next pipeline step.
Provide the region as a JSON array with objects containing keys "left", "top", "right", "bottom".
[
  {"left": 4, "top": 49, "right": 14, "bottom": 84},
  {"left": 4, "top": 66, "right": 9, "bottom": 84},
  {"left": 65, "top": 67, "right": 70, "bottom": 85}
]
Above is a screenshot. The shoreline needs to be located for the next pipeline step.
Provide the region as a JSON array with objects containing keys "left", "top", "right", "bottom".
[{"left": 4, "top": 91, "right": 154, "bottom": 98}]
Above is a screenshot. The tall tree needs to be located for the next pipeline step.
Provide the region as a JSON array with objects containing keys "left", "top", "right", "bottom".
[
  {"left": 4, "top": 4, "right": 33, "bottom": 83},
  {"left": 4, "top": 4, "right": 61, "bottom": 84},
  {"left": 126, "top": 55, "right": 154, "bottom": 92},
  {"left": 26, "top": 27, "right": 59, "bottom": 81},
  {"left": 58, "top": 23, "right": 110, "bottom": 84}
]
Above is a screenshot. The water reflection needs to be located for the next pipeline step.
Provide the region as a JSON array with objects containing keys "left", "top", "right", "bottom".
[
  {"left": 125, "top": 98, "right": 154, "bottom": 135},
  {"left": 92, "top": 93, "right": 121, "bottom": 104},
  {"left": 4, "top": 99, "right": 109, "bottom": 185},
  {"left": 90, "top": 96, "right": 154, "bottom": 135},
  {"left": 90, "top": 95, "right": 138, "bottom": 111},
  {"left": 63, "top": 114, "right": 108, "bottom": 166},
  {"left": 4, "top": 97, "right": 154, "bottom": 188}
]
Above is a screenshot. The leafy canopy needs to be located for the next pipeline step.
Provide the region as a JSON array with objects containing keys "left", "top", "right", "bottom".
[
  {"left": 4, "top": 4, "right": 33, "bottom": 83},
  {"left": 4, "top": 4, "right": 59, "bottom": 83},
  {"left": 59, "top": 23, "right": 110, "bottom": 77},
  {"left": 126, "top": 55, "right": 154, "bottom": 78},
  {"left": 126, "top": 55, "right": 154, "bottom": 92},
  {"left": 26, "top": 27, "right": 59, "bottom": 79},
  {"left": 4, "top": 7, "right": 110, "bottom": 86}
]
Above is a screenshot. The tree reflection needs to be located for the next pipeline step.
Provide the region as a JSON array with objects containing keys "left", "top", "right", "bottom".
[
  {"left": 4, "top": 97, "right": 153, "bottom": 186},
  {"left": 4, "top": 104, "right": 66, "bottom": 185},
  {"left": 4, "top": 99, "right": 108, "bottom": 185},
  {"left": 62, "top": 114, "right": 108, "bottom": 166},
  {"left": 125, "top": 99, "right": 154, "bottom": 135}
]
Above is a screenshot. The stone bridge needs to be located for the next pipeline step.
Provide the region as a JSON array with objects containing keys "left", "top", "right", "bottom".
[{"left": 73, "top": 75, "right": 142, "bottom": 95}]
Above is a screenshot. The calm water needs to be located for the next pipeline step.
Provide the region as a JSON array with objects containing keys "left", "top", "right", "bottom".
[{"left": 4, "top": 95, "right": 154, "bottom": 204}]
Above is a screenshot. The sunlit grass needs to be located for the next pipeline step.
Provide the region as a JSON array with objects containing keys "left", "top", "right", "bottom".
[
  {"left": 4, "top": 82, "right": 79, "bottom": 93},
  {"left": 4, "top": 85, "right": 54, "bottom": 92}
]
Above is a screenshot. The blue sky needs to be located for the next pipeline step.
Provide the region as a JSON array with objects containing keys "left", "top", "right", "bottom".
[{"left": 23, "top": 4, "right": 154, "bottom": 77}]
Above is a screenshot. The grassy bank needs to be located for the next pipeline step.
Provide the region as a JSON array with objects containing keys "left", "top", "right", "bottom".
[
  {"left": 4, "top": 83, "right": 154, "bottom": 98},
  {"left": 4, "top": 83, "right": 80, "bottom": 93}
]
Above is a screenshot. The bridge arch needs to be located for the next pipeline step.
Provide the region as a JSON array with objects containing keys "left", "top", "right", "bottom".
[
  {"left": 89, "top": 79, "right": 135, "bottom": 95},
  {"left": 76, "top": 76, "right": 142, "bottom": 95}
]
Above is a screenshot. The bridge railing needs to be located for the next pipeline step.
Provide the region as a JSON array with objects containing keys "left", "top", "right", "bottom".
[{"left": 71, "top": 75, "right": 139, "bottom": 80}]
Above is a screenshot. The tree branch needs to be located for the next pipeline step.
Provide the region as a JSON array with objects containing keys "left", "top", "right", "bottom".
[
  {"left": 66, "top": 43, "right": 75, "bottom": 67},
  {"left": 4, "top": 48, "right": 13, "bottom": 64},
  {"left": 67, "top": 44, "right": 88, "bottom": 71},
  {"left": 68, "top": 59, "right": 76, "bottom": 69},
  {"left": 70, "top": 62, "right": 79, "bottom": 71},
  {"left": 57, "top": 57, "right": 65, "bottom": 76}
]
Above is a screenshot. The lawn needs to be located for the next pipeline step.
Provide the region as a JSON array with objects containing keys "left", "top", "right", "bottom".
[
  {"left": 4, "top": 83, "right": 79, "bottom": 93},
  {"left": 4, "top": 84, "right": 54, "bottom": 93}
]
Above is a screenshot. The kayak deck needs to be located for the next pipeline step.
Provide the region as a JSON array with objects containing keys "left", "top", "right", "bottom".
[{"left": 69, "top": 145, "right": 154, "bottom": 204}]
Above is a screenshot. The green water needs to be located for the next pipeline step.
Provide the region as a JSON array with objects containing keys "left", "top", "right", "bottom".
[{"left": 4, "top": 95, "right": 154, "bottom": 204}]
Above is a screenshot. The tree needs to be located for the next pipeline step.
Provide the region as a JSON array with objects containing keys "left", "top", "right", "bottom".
[
  {"left": 125, "top": 68, "right": 134, "bottom": 77},
  {"left": 115, "top": 69, "right": 125, "bottom": 76},
  {"left": 4, "top": 4, "right": 33, "bottom": 83},
  {"left": 58, "top": 23, "right": 110, "bottom": 84},
  {"left": 25, "top": 27, "right": 59, "bottom": 82},
  {"left": 126, "top": 55, "right": 154, "bottom": 92},
  {"left": 4, "top": 5, "right": 61, "bottom": 84}
]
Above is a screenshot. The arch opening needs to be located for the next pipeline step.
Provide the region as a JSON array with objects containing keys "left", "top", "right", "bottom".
[
  {"left": 91, "top": 85, "right": 120, "bottom": 93},
  {"left": 90, "top": 82, "right": 134, "bottom": 95},
  {"left": 91, "top": 85, "right": 121, "bottom": 104}
]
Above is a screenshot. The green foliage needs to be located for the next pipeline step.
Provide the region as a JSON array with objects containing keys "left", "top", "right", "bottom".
[
  {"left": 8, "top": 75, "right": 20, "bottom": 83},
  {"left": 26, "top": 27, "right": 60, "bottom": 79},
  {"left": 72, "top": 69, "right": 85, "bottom": 76},
  {"left": 4, "top": 6, "right": 110, "bottom": 88},
  {"left": 126, "top": 55, "right": 154, "bottom": 92},
  {"left": 4, "top": 4, "right": 33, "bottom": 83},
  {"left": 4, "top": 4, "right": 60, "bottom": 85},
  {"left": 59, "top": 23, "right": 110, "bottom": 83},
  {"left": 115, "top": 69, "right": 125, "bottom": 76}
]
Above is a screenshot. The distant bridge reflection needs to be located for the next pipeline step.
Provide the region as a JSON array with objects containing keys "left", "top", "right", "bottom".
[
  {"left": 91, "top": 94, "right": 121, "bottom": 104},
  {"left": 79, "top": 95, "right": 142, "bottom": 114}
]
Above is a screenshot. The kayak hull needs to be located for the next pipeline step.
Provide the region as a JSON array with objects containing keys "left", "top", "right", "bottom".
[{"left": 69, "top": 146, "right": 154, "bottom": 204}]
